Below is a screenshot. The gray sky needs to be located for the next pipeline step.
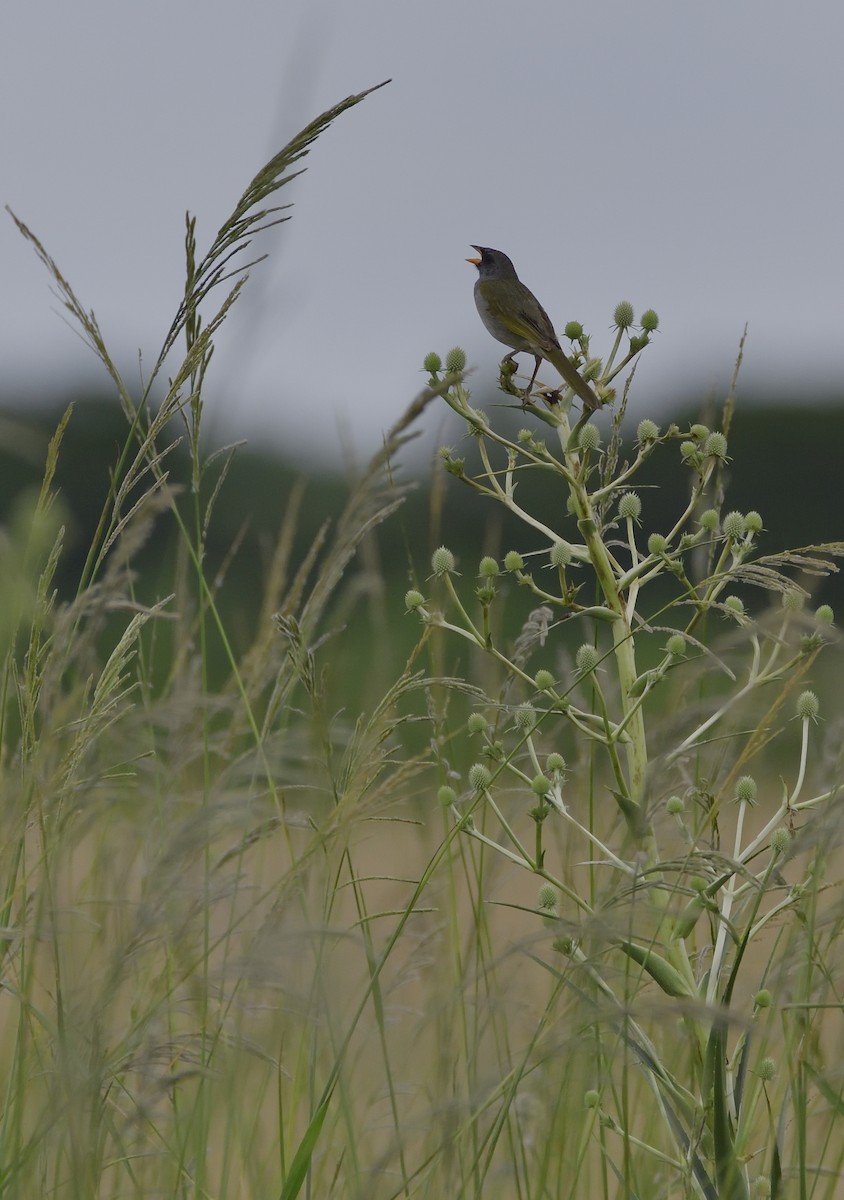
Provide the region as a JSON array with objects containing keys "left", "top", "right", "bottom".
[{"left": 3, "top": 0, "right": 842, "bottom": 464}]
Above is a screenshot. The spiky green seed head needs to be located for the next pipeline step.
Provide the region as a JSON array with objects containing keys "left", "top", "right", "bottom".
[
  {"left": 583, "top": 357, "right": 602, "bottom": 382},
  {"left": 517, "top": 428, "right": 532, "bottom": 442},
  {"left": 735, "top": 775, "right": 758, "bottom": 805},
  {"left": 648, "top": 533, "right": 668, "bottom": 555},
  {"left": 744, "top": 510, "right": 763, "bottom": 534},
  {"left": 584, "top": 1090, "right": 600, "bottom": 1109},
  {"left": 690, "top": 876, "right": 708, "bottom": 893},
  {"left": 504, "top": 550, "right": 524, "bottom": 573},
  {"left": 782, "top": 588, "right": 806, "bottom": 612},
  {"left": 468, "top": 763, "right": 491, "bottom": 792},
  {"left": 699, "top": 508, "right": 720, "bottom": 531},
  {"left": 757, "top": 1057, "right": 776, "bottom": 1082},
  {"left": 771, "top": 827, "right": 791, "bottom": 856},
  {"left": 614, "top": 300, "right": 634, "bottom": 329},
  {"left": 754, "top": 989, "right": 773, "bottom": 1009},
  {"left": 690, "top": 424, "right": 709, "bottom": 440},
  {"left": 619, "top": 492, "right": 642, "bottom": 520},
  {"left": 550, "top": 539, "right": 573, "bottom": 567},
  {"left": 704, "top": 432, "right": 728, "bottom": 459},
  {"left": 576, "top": 644, "right": 600, "bottom": 673},
  {"left": 535, "top": 669, "right": 555, "bottom": 692},
  {"left": 666, "top": 634, "right": 686, "bottom": 657},
  {"left": 467, "top": 712, "right": 487, "bottom": 735},
  {"left": 640, "top": 308, "right": 659, "bottom": 332},
  {"left": 445, "top": 346, "right": 466, "bottom": 372},
  {"left": 515, "top": 703, "right": 535, "bottom": 731},
  {"left": 564, "top": 320, "right": 584, "bottom": 340},
  {"left": 666, "top": 795, "right": 684, "bottom": 815},
  {"left": 636, "top": 418, "right": 659, "bottom": 442},
  {"left": 546, "top": 752, "right": 566, "bottom": 773},
  {"left": 444, "top": 455, "right": 465, "bottom": 477},
  {"left": 680, "top": 440, "right": 697, "bottom": 460},
  {"left": 531, "top": 773, "right": 552, "bottom": 796},
  {"left": 724, "top": 595, "right": 746, "bottom": 616},
  {"left": 815, "top": 604, "right": 834, "bottom": 625},
  {"left": 722, "top": 511, "right": 745, "bottom": 540},
  {"left": 431, "top": 546, "right": 455, "bottom": 575},
  {"left": 579, "top": 423, "right": 600, "bottom": 451},
  {"left": 797, "top": 690, "right": 819, "bottom": 721},
  {"left": 437, "top": 785, "right": 457, "bottom": 807},
  {"left": 404, "top": 589, "right": 425, "bottom": 611},
  {"left": 424, "top": 351, "right": 442, "bottom": 373},
  {"left": 478, "top": 556, "right": 499, "bottom": 578},
  {"left": 537, "top": 883, "right": 557, "bottom": 912}
]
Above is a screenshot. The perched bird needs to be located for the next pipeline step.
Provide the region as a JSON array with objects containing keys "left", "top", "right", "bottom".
[{"left": 467, "top": 245, "right": 600, "bottom": 411}]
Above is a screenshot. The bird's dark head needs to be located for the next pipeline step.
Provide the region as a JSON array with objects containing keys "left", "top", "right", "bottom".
[{"left": 466, "top": 246, "right": 519, "bottom": 281}]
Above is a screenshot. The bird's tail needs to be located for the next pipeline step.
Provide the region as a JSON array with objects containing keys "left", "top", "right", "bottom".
[{"left": 545, "top": 347, "right": 603, "bottom": 412}]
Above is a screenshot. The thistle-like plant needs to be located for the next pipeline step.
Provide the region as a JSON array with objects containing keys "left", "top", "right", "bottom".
[{"left": 413, "top": 317, "right": 844, "bottom": 1200}]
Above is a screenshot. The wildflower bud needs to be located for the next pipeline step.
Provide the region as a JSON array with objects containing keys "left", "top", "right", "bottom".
[
  {"left": 690, "top": 876, "right": 708, "bottom": 893},
  {"left": 734, "top": 775, "right": 757, "bottom": 805},
  {"left": 550, "top": 540, "right": 573, "bottom": 567},
  {"left": 478, "top": 556, "right": 499, "bottom": 578},
  {"left": 576, "top": 644, "right": 599, "bottom": 673},
  {"left": 782, "top": 588, "right": 805, "bottom": 612},
  {"left": 535, "top": 669, "right": 555, "bottom": 691},
  {"left": 445, "top": 346, "right": 466, "bottom": 372},
  {"left": 690, "top": 424, "right": 709, "bottom": 440},
  {"left": 666, "top": 634, "right": 686, "bottom": 657},
  {"left": 431, "top": 546, "right": 455, "bottom": 576},
  {"left": 797, "top": 690, "right": 819, "bottom": 721},
  {"left": 614, "top": 300, "right": 635, "bottom": 329},
  {"left": 504, "top": 550, "right": 524, "bottom": 573},
  {"left": 405, "top": 589, "right": 426, "bottom": 611},
  {"left": 584, "top": 1090, "right": 600, "bottom": 1109},
  {"left": 564, "top": 320, "right": 584, "bottom": 340},
  {"left": 666, "top": 795, "right": 684, "bottom": 815},
  {"left": 517, "top": 428, "right": 532, "bottom": 442},
  {"left": 722, "top": 511, "right": 744, "bottom": 540},
  {"left": 579, "top": 423, "right": 600, "bottom": 451},
  {"left": 757, "top": 1057, "right": 776, "bottom": 1082},
  {"left": 680, "top": 441, "right": 697, "bottom": 460},
  {"left": 754, "top": 989, "right": 773, "bottom": 1009},
  {"left": 815, "top": 604, "right": 834, "bottom": 625},
  {"left": 771, "top": 827, "right": 791, "bottom": 856},
  {"left": 468, "top": 763, "right": 491, "bottom": 792},
  {"left": 514, "top": 703, "right": 535, "bottom": 731},
  {"left": 424, "top": 351, "right": 442, "bottom": 373},
  {"left": 582, "top": 357, "right": 602, "bottom": 382},
  {"left": 437, "top": 785, "right": 457, "bottom": 807},
  {"left": 467, "top": 712, "right": 487, "bottom": 735},
  {"left": 547, "top": 752, "right": 566, "bottom": 773},
  {"left": 444, "top": 456, "right": 465, "bottom": 477},
  {"left": 640, "top": 308, "right": 659, "bottom": 332},
  {"left": 619, "top": 492, "right": 642, "bottom": 520},
  {"left": 744, "top": 510, "right": 763, "bottom": 534},
  {"left": 699, "top": 509, "right": 719, "bottom": 532},
  {"left": 636, "top": 419, "right": 659, "bottom": 443},
  {"left": 647, "top": 533, "right": 668, "bottom": 555},
  {"left": 704, "top": 432, "right": 728, "bottom": 460},
  {"left": 724, "top": 595, "right": 745, "bottom": 617},
  {"left": 537, "top": 883, "right": 557, "bottom": 912},
  {"left": 531, "top": 774, "right": 552, "bottom": 796}
]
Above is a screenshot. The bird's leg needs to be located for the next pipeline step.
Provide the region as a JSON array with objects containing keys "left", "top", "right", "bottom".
[{"left": 524, "top": 356, "right": 542, "bottom": 402}]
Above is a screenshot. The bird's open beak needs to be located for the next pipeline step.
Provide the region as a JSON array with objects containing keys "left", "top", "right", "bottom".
[{"left": 466, "top": 247, "right": 481, "bottom": 266}]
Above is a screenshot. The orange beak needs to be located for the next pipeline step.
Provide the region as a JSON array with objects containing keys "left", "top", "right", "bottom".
[{"left": 466, "top": 254, "right": 481, "bottom": 266}]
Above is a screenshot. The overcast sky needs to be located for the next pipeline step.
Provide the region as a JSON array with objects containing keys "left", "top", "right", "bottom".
[{"left": 3, "top": 0, "right": 842, "bottom": 464}]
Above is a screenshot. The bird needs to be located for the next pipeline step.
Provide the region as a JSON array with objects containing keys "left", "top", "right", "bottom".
[{"left": 467, "top": 245, "right": 600, "bottom": 411}]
